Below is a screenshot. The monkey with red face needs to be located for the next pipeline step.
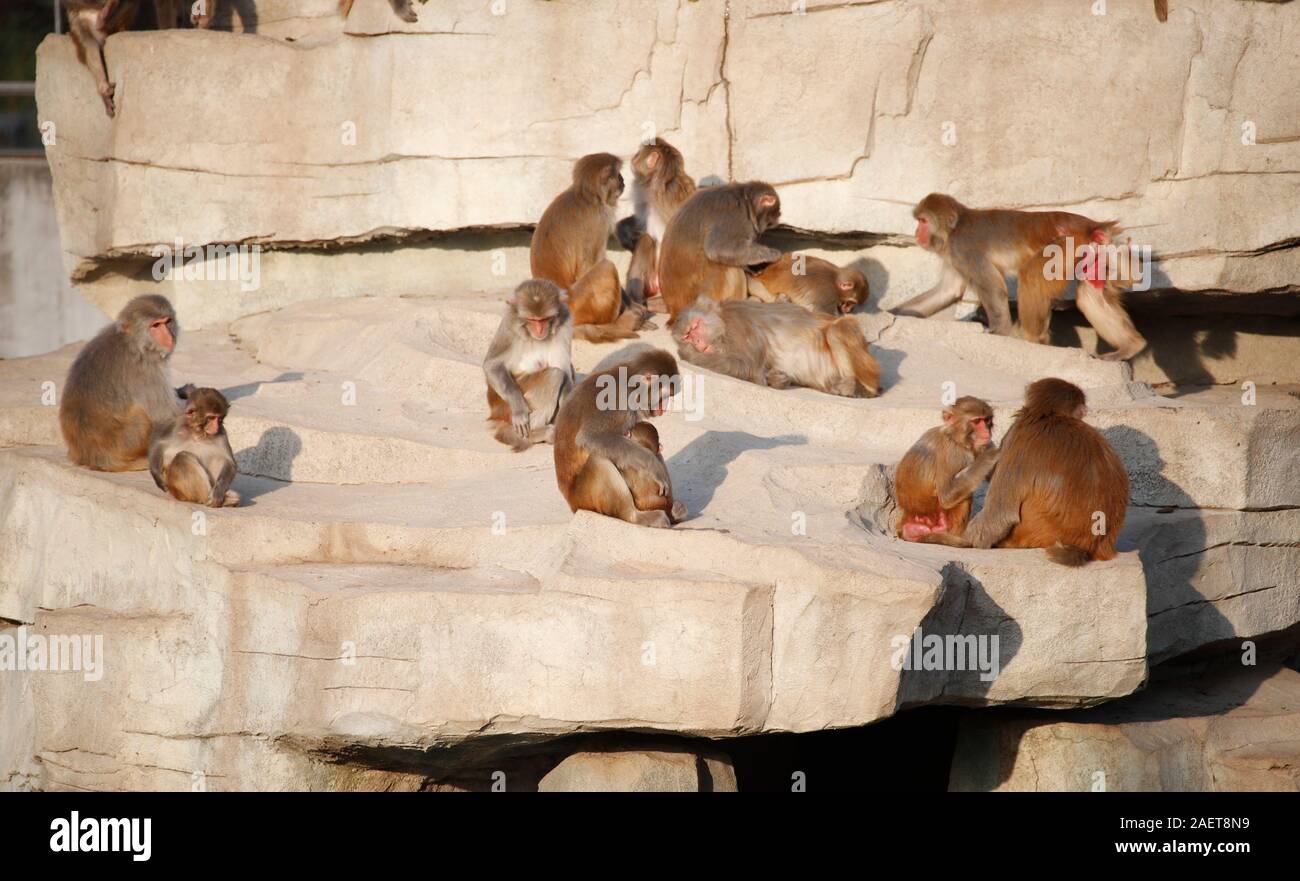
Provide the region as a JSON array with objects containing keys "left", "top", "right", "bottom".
[{"left": 148, "top": 386, "right": 240, "bottom": 507}]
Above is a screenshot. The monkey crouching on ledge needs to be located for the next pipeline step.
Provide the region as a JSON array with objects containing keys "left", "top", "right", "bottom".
[{"left": 148, "top": 387, "right": 241, "bottom": 507}]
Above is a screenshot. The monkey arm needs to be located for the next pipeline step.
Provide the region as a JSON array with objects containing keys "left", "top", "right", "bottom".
[
  {"left": 147, "top": 438, "right": 168, "bottom": 492},
  {"left": 893, "top": 264, "right": 966, "bottom": 317},
  {"left": 677, "top": 345, "right": 768, "bottom": 386},
  {"left": 584, "top": 429, "right": 671, "bottom": 495},
  {"left": 937, "top": 446, "right": 1000, "bottom": 509},
  {"left": 484, "top": 353, "right": 529, "bottom": 416},
  {"left": 209, "top": 456, "right": 236, "bottom": 508},
  {"left": 961, "top": 487, "right": 1020, "bottom": 549},
  {"left": 703, "top": 228, "right": 782, "bottom": 268}
]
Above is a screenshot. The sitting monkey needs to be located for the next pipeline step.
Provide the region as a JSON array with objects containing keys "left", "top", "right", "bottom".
[{"left": 148, "top": 387, "right": 240, "bottom": 507}]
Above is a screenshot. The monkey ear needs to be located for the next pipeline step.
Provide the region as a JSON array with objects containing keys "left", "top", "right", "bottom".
[
  {"left": 646, "top": 151, "right": 660, "bottom": 169},
  {"left": 758, "top": 194, "right": 777, "bottom": 209},
  {"left": 941, "top": 408, "right": 955, "bottom": 424}
]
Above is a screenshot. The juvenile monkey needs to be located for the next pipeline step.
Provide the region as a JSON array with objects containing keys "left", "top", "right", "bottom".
[
  {"left": 62, "top": 0, "right": 142, "bottom": 117},
  {"left": 894, "top": 397, "right": 998, "bottom": 542},
  {"left": 923, "top": 378, "right": 1129, "bottom": 566},
  {"left": 483, "top": 279, "right": 575, "bottom": 451},
  {"left": 658, "top": 182, "right": 783, "bottom": 322},
  {"left": 148, "top": 387, "right": 240, "bottom": 507},
  {"left": 531, "top": 153, "right": 647, "bottom": 342},
  {"left": 553, "top": 348, "right": 681, "bottom": 528},
  {"left": 60, "top": 294, "right": 183, "bottom": 471},
  {"left": 625, "top": 421, "right": 687, "bottom": 524},
  {"left": 895, "top": 193, "right": 1146, "bottom": 361},
  {"left": 615, "top": 138, "right": 697, "bottom": 305},
  {"left": 674, "top": 297, "right": 880, "bottom": 398},
  {"left": 751, "top": 254, "right": 870, "bottom": 315}
]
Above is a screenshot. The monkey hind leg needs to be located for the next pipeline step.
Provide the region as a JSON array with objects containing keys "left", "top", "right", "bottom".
[
  {"left": 1077, "top": 283, "right": 1147, "bottom": 361},
  {"left": 825, "top": 318, "right": 881, "bottom": 397},
  {"left": 520, "top": 368, "right": 569, "bottom": 431},
  {"left": 1045, "top": 542, "right": 1091, "bottom": 567},
  {"left": 493, "top": 421, "right": 533, "bottom": 452},
  {"left": 165, "top": 452, "right": 213, "bottom": 504},
  {"left": 569, "top": 260, "right": 622, "bottom": 326},
  {"left": 570, "top": 458, "right": 673, "bottom": 528},
  {"left": 1015, "top": 252, "right": 1066, "bottom": 346}
]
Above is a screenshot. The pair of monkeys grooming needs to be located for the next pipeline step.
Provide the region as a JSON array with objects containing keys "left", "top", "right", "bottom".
[{"left": 895, "top": 378, "right": 1128, "bottom": 566}]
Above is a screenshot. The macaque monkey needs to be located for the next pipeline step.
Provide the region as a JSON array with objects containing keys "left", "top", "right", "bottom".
[
  {"left": 532, "top": 153, "right": 647, "bottom": 342},
  {"left": 339, "top": 0, "right": 419, "bottom": 23},
  {"left": 60, "top": 294, "right": 183, "bottom": 471},
  {"left": 751, "top": 254, "right": 870, "bottom": 315},
  {"left": 483, "top": 279, "right": 575, "bottom": 451},
  {"left": 895, "top": 193, "right": 1146, "bottom": 361},
  {"left": 62, "top": 0, "right": 144, "bottom": 116},
  {"left": 673, "top": 296, "right": 880, "bottom": 398},
  {"left": 615, "top": 138, "right": 697, "bottom": 305},
  {"left": 148, "top": 387, "right": 240, "bottom": 507},
  {"left": 624, "top": 421, "right": 688, "bottom": 524},
  {"left": 658, "top": 182, "right": 782, "bottom": 323},
  {"left": 894, "top": 397, "right": 998, "bottom": 542},
  {"left": 553, "top": 348, "right": 682, "bottom": 528},
  {"left": 923, "top": 378, "right": 1129, "bottom": 566}
]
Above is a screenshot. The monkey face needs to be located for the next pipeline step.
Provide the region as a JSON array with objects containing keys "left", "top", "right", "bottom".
[
  {"left": 148, "top": 315, "right": 176, "bottom": 353},
  {"left": 677, "top": 317, "right": 713, "bottom": 353},
  {"left": 183, "top": 387, "right": 230, "bottom": 436},
  {"left": 968, "top": 414, "right": 992, "bottom": 448},
  {"left": 836, "top": 272, "right": 868, "bottom": 313},
  {"left": 523, "top": 315, "right": 555, "bottom": 340}
]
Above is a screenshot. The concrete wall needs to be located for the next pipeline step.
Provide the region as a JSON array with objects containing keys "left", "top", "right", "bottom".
[{"left": 0, "top": 159, "right": 103, "bottom": 358}]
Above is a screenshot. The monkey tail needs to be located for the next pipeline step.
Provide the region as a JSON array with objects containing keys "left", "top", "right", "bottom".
[
  {"left": 1045, "top": 542, "right": 1091, "bottom": 567},
  {"left": 825, "top": 317, "right": 881, "bottom": 397},
  {"left": 572, "top": 322, "right": 639, "bottom": 343},
  {"left": 1154, "top": 0, "right": 1169, "bottom": 23}
]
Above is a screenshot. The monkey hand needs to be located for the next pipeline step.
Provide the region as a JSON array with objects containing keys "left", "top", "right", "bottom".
[
  {"left": 510, "top": 402, "right": 532, "bottom": 439},
  {"left": 765, "top": 369, "right": 794, "bottom": 389}
]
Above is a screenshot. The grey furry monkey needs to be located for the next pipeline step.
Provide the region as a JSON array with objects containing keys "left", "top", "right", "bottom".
[
  {"left": 673, "top": 296, "right": 881, "bottom": 398},
  {"left": 483, "top": 279, "right": 575, "bottom": 451},
  {"left": 60, "top": 294, "right": 183, "bottom": 470}
]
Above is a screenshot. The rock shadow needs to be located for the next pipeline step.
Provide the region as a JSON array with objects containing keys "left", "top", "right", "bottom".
[
  {"left": 233, "top": 426, "right": 302, "bottom": 503},
  {"left": 667, "top": 430, "right": 806, "bottom": 513},
  {"left": 223, "top": 371, "right": 304, "bottom": 402}
]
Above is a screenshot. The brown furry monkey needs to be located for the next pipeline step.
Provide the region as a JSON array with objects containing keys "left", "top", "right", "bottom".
[
  {"left": 673, "top": 297, "right": 880, "bottom": 397},
  {"left": 60, "top": 294, "right": 183, "bottom": 471},
  {"left": 894, "top": 397, "right": 998, "bottom": 542},
  {"left": 658, "top": 182, "right": 782, "bottom": 323},
  {"left": 62, "top": 0, "right": 142, "bottom": 116},
  {"left": 922, "top": 379, "right": 1129, "bottom": 566},
  {"left": 895, "top": 193, "right": 1146, "bottom": 361},
  {"left": 531, "top": 153, "right": 648, "bottom": 342},
  {"left": 483, "top": 279, "right": 575, "bottom": 452},
  {"left": 625, "top": 421, "right": 687, "bottom": 524},
  {"left": 751, "top": 253, "right": 870, "bottom": 315},
  {"left": 148, "top": 387, "right": 240, "bottom": 506},
  {"left": 615, "top": 138, "right": 697, "bottom": 305},
  {"left": 553, "top": 348, "right": 681, "bottom": 527}
]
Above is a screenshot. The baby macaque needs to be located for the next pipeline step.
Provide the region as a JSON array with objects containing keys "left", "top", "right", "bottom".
[{"left": 148, "top": 387, "right": 240, "bottom": 507}]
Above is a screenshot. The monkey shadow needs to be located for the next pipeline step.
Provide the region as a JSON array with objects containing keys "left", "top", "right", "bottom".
[
  {"left": 869, "top": 345, "right": 906, "bottom": 391},
  {"left": 845, "top": 256, "right": 890, "bottom": 315},
  {"left": 895, "top": 564, "right": 1023, "bottom": 709},
  {"left": 222, "top": 372, "right": 305, "bottom": 402},
  {"left": 667, "top": 430, "right": 807, "bottom": 514},
  {"left": 233, "top": 426, "right": 303, "bottom": 503},
  {"left": 1103, "top": 425, "right": 1236, "bottom": 675}
]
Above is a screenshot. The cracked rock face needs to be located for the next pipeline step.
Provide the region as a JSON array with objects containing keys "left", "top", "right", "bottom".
[
  {"left": 1, "top": 296, "right": 1296, "bottom": 790},
  {"left": 34, "top": 0, "right": 1299, "bottom": 327}
]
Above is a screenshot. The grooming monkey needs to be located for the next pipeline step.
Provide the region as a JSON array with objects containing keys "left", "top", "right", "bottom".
[
  {"left": 894, "top": 397, "right": 998, "bottom": 542},
  {"left": 60, "top": 294, "right": 183, "bottom": 471},
  {"left": 896, "top": 193, "right": 1147, "bottom": 361},
  {"left": 615, "top": 138, "right": 698, "bottom": 305},
  {"left": 531, "top": 153, "right": 649, "bottom": 342},
  {"left": 62, "top": 0, "right": 143, "bottom": 117},
  {"left": 674, "top": 297, "right": 880, "bottom": 398},
  {"left": 922, "top": 378, "right": 1129, "bottom": 566},
  {"left": 148, "top": 387, "right": 240, "bottom": 507},
  {"left": 483, "top": 279, "right": 575, "bottom": 451},
  {"left": 553, "top": 348, "right": 682, "bottom": 528},
  {"left": 658, "top": 182, "right": 783, "bottom": 322},
  {"left": 751, "top": 253, "right": 870, "bottom": 315}
]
